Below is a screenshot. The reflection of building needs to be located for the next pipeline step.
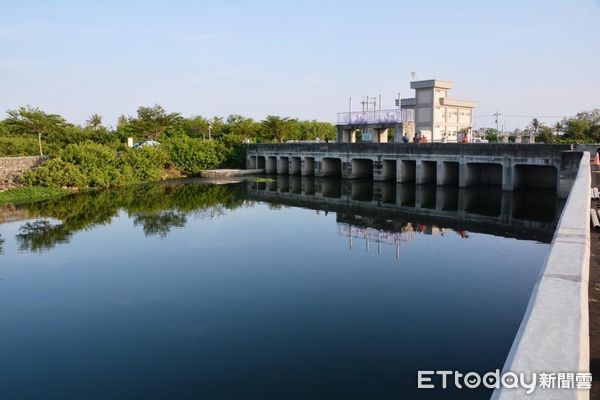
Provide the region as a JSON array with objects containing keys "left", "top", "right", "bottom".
[
  {"left": 337, "top": 220, "right": 468, "bottom": 259},
  {"left": 400, "top": 80, "right": 477, "bottom": 143}
]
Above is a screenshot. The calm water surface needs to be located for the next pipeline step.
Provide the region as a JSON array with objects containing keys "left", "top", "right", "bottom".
[{"left": 0, "top": 178, "right": 562, "bottom": 399}]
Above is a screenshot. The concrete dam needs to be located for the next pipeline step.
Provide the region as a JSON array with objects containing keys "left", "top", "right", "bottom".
[{"left": 246, "top": 143, "right": 582, "bottom": 199}]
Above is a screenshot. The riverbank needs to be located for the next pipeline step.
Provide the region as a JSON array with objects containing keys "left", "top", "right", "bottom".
[{"left": 0, "top": 187, "right": 70, "bottom": 205}]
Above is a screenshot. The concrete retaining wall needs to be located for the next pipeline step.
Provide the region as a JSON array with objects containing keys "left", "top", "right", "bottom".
[
  {"left": 493, "top": 151, "right": 589, "bottom": 400},
  {"left": 0, "top": 156, "right": 47, "bottom": 190}
]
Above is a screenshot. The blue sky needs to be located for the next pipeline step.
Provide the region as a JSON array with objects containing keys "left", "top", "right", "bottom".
[{"left": 0, "top": 0, "right": 598, "bottom": 129}]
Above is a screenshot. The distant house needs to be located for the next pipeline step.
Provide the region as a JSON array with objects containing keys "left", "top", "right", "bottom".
[{"left": 399, "top": 79, "right": 477, "bottom": 143}]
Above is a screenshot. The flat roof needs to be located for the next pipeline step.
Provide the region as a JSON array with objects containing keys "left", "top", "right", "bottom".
[
  {"left": 410, "top": 79, "right": 454, "bottom": 89},
  {"left": 440, "top": 98, "right": 477, "bottom": 108}
]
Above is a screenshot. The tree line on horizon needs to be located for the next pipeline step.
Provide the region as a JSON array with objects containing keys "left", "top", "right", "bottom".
[
  {"left": 0, "top": 104, "right": 336, "bottom": 157},
  {"left": 474, "top": 109, "right": 600, "bottom": 144}
]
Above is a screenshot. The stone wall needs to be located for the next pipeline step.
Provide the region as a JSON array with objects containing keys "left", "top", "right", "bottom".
[{"left": 0, "top": 156, "right": 47, "bottom": 190}]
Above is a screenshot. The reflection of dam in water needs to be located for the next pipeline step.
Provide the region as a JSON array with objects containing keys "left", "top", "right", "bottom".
[{"left": 247, "top": 176, "right": 564, "bottom": 244}]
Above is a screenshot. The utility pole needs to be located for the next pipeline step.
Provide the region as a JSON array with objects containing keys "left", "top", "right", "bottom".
[
  {"left": 493, "top": 111, "right": 501, "bottom": 133},
  {"left": 349, "top": 96, "right": 352, "bottom": 123},
  {"left": 491, "top": 111, "right": 501, "bottom": 142}
]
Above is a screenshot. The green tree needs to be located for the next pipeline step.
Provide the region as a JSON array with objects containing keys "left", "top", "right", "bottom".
[
  {"left": 4, "top": 106, "right": 72, "bottom": 156},
  {"left": 297, "top": 120, "right": 335, "bottom": 141},
  {"left": 261, "top": 115, "right": 297, "bottom": 143},
  {"left": 207, "top": 117, "right": 224, "bottom": 140},
  {"left": 561, "top": 109, "right": 600, "bottom": 142},
  {"left": 117, "top": 114, "right": 128, "bottom": 129},
  {"left": 182, "top": 116, "right": 210, "bottom": 139},
  {"left": 128, "top": 104, "right": 181, "bottom": 141},
  {"left": 86, "top": 114, "right": 103, "bottom": 131},
  {"left": 530, "top": 118, "right": 542, "bottom": 134},
  {"left": 224, "top": 115, "right": 260, "bottom": 142},
  {"left": 553, "top": 121, "right": 563, "bottom": 136},
  {"left": 538, "top": 126, "right": 554, "bottom": 143}
]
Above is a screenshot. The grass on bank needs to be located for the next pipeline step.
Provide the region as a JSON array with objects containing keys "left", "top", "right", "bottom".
[
  {"left": 0, "top": 186, "right": 70, "bottom": 205},
  {"left": 249, "top": 177, "right": 275, "bottom": 183}
]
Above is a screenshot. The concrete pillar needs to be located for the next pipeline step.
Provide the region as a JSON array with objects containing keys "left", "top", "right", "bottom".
[
  {"left": 302, "top": 157, "right": 315, "bottom": 176},
  {"left": 277, "top": 175, "right": 289, "bottom": 192},
  {"left": 302, "top": 176, "right": 315, "bottom": 195},
  {"left": 265, "top": 156, "right": 277, "bottom": 174},
  {"left": 256, "top": 156, "right": 266, "bottom": 170},
  {"left": 374, "top": 128, "right": 388, "bottom": 143},
  {"left": 341, "top": 161, "right": 352, "bottom": 179},
  {"left": 322, "top": 179, "right": 342, "bottom": 198},
  {"left": 318, "top": 158, "right": 342, "bottom": 177},
  {"left": 290, "top": 176, "right": 302, "bottom": 193},
  {"left": 373, "top": 159, "right": 396, "bottom": 182},
  {"left": 289, "top": 157, "right": 301, "bottom": 175},
  {"left": 246, "top": 155, "right": 257, "bottom": 169},
  {"left": 373, "top": 161, "right": 384, "bottom": 181},
  {"left": 277, "top": 157, "right": 289, "bottom": 174},
  {"left": 416, "top": 161, "right": 436, "bottom": 184},
  {"left": 397, "top": 183, "right": 416, "bottom": 207},
  {"left": 500, "top": 191, "right": 513, "bottom": 224},
  {"left": 341, "top": 129, "right": 356, "bottom": 143},
  {"left": 397, "top": 160, "right": 416, "bottom": 183},
  {"left": 437, "top": 161, "right": 459, "bottom": 186},
  {"left": 436, "top": 186, "right": 458, "bottom": 211},
  {"left": 502, "top": 161, "right": 514, "bottom": 191},
  {"left": 351, "top": 180, "right": 373, "bottom": 201},
  {"left": 350, "top": 159, "right": 373, "bottom": 179},
  {"left": 384, "top": 160, "right": 397, "bottom": 181},
  {"left": 459, "top": 163, "right": 471, "bottom": 188},
  {"left": 416, "top": 184, "right": 436, "bottom": 208}
]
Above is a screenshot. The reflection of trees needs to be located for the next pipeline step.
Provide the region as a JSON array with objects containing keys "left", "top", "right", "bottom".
[
  {"left": 17, "top": 183, "right": 247, "bottom": 251},
  {"left": 133, "top": 211, "right": 187, "bottom": 238},
  {"left": 0, "top": 234, "right": 5, "bottom": 254},
  {"left": 17, "top": 220, "right": 71, "bottom": 252}
]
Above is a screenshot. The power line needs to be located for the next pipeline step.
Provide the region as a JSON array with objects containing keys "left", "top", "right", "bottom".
[{"left": 474, "top": 113, "right": 570, "bottom": 119}]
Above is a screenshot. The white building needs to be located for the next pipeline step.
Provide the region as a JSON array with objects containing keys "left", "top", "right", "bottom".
[{"left": 399, "top": 80, "right": 477, "bottom": 143}]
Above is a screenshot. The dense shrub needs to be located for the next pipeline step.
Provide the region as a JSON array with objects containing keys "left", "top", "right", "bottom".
[
  {"left": 24, "top": 158, "right": 87, "bottom": 188},
  {"left": 20, "top": 133, "right": 249, "bottom": 189},
  {"left": 118, "top": 147, "right": 168, "bottom": 182},
  {"left": 24, "top": 142, "right": 170, "bottom": 189},
  {"left": 219, "top": 134, "right": 247, "bottom": 168},
  {"left": 60, "top": 142, "right": 122, "bottom": 187},
  {"left": 165, "top": 136, "right": 226, "bottom": 175}
]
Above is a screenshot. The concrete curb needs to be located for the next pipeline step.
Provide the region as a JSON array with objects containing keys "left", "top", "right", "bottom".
[
  {"left": 493, "top": 151, "right": 590, "bottom": 400},
  {"left": 200, "top": 169, "right": 264, "bottom": 178}
]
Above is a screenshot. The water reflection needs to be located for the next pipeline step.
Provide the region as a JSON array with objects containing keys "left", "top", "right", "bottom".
[
  {"left": 0, "top": 177, "right": 562, "bottom": 399},
  {"left": 0, "top": 177, "right": 564, "bottom": 253},
  {"left": 248, "top": 176, "right": 564, "bottom": 243},
  {"left": 4, "top": 183, "right": 247, "bottom": 252}
]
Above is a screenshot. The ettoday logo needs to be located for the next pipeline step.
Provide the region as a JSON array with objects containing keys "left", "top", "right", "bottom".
[{"left": 417, "top": 370, "right": 592, "bottom": 394}]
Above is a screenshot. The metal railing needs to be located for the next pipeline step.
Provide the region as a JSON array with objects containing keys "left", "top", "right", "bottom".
[{"left": 336, "top": 109, "right": 415, "bottom": 125}]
